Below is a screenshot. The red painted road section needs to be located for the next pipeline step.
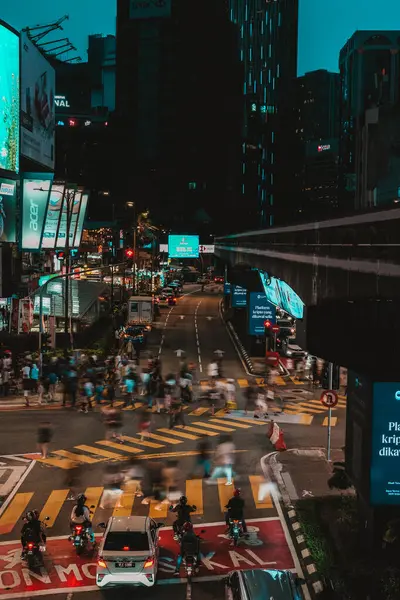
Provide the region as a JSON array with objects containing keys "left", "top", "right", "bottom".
[{"left": 0, "top": 519, "right": 294, "bottom": 597}]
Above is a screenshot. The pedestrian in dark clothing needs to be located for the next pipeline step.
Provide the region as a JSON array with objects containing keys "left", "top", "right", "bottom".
[
  {"left": 37, "top": 421, "right": 53, "bottom": 458},
  {"left": 192, "top": 436, "right": 211, "bottom": 478},
  {"left": 169, "top": 396, "right": 185, "bottom": 429}
]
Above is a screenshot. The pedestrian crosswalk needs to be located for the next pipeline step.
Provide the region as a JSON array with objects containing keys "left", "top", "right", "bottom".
[
  {"left": 0, "top": 475, "right": 274, "bottom": 536},
  {"left": 33, "top": 416, "right": 266, "bottom": 470}
]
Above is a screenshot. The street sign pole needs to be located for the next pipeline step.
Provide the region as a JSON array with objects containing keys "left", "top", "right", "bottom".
[{"left": 327, "top": 362, "right": 333, "bottom": 461}]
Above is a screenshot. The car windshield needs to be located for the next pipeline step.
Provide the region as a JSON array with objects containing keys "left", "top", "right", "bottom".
[{"left": 104, "top": 532, "right": 149, "bottom": 552}]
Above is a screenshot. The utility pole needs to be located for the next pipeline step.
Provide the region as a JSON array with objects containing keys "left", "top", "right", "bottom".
[
  {"left": 64, "top": 188, "right": 75, "bottom": 335},
  {"left": 133, "top": 209, "right": 137, "bottom": 294}
]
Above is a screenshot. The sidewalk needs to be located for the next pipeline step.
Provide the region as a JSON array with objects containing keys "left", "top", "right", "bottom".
[{"left": 0, "top": 395, "right": 62, "bottom": 410}]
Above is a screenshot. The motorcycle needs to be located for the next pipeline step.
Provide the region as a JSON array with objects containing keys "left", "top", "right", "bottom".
[
  {"left": 170, "top": 509, "right": 197, "bottom": 542},
  {"left": 183, "top": 554, "right": 198, "bottom": 582},
  {"left": 22, "top": 516, "right": 49, "bottom": 569},
  {"left": 228, "top": 519, "right": 243, "bottom": 547},
  {"left": 69, "top": 524, "right": 91, "bottom": 555}
]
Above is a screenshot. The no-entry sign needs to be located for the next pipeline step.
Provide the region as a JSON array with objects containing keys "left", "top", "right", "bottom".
[{"left": 320, "top": 390, "right": 338, "bottom": 408}]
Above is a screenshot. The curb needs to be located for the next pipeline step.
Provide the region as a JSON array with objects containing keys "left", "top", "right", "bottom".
[{"left": 261, "top": 449, "right": 325, "bottom": 596}]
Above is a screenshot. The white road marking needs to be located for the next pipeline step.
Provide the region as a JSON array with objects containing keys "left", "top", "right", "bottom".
[
  {"left": 0, "top": 459, "right": 36, "bottom": 518},
  {"left": 194, "top": 300, "right": 203, "bottom": 373}
]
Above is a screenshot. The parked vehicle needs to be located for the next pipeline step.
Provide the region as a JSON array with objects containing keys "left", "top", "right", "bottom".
[{"left": 225, "top": 569, "right": 306, "bottom": 600}]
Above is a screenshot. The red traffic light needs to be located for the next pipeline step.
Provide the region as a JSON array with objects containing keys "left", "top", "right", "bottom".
[
  {"left": 125, "top": 248, "right": 134, "bottom": 258},
  {"left": 56, "top": 251, "right": 65, "bottom": 260},
  {"left": 264, "top": 320, "right": 272, "bottom": 328}
]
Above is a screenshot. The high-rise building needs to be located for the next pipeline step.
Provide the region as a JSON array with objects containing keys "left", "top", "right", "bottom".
[
  {"left": 115, "top": 0, "right": 243, "bottom": 235},
  {"left": 229, "top": 0, "right": 299, "bottom": 228},
  {"left": 296, "top": 70, "right": 340, "bottom": 141},
  {"left": 339, "top": 31, "right": 400, "bottom": 210}
]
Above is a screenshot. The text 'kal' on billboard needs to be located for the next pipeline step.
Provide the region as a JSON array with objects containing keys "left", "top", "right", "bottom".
[
  {"left": 20, "top": 32, "right": 55, "bottom": 169},
  {"left": 0, "top": 21, "right": 20, "bottom": 174},
  {"left": 231, "top": 285, "right": 247, "bottom": 308},
  {"left": 129, "top": 0, "right": 171, "bottom": 19},
  {"left": 21, "top": 173, "right": 54, "bottom": 251},
  {"left": 371, "top": 382, "right": 400, "bottom": 505},
  {"left": 248, "top": 292, "right": 276, "bottom": 336},
  {"left": 168, "top": 235, "right": 199, "bottom": 259},
  {"left": 0, "top": 177, "right": 17, "bottom": 242}
]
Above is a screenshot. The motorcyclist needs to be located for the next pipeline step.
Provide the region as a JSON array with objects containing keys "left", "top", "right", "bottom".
[
  {"left": 174, "top": 522, "right": 201, "bottom": 576},
  {"left": 70, "top": 493, "right": 95, "bottom": 543},
  {"left": 171, "top": 495, "right": 196, "bottom": 538},
  {"left": 225, "top": 488, "right": 247, "bottom": 534},
  {"left": 21, "top": 510, "right": 46, "bottom": 556}
]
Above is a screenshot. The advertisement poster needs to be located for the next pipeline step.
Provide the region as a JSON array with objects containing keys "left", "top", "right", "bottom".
[
  {"left": 21, "top": 174, "right": 53, "bottom": 250},
  {"left": 0, "top": 178, "right": 16, "bottom": 242},
  {"left": 224, "top": 282, "right": 231, "bottom": 295},
  {"left": 56, "top": 186, "right": 76, "bottom": 248},
  {"left": 248, "top": 292, "right": 276, "bottom": 335},
  {"left": 17, "top": 298, "right": 33, "bottom": 333},
  {"left": 276, "top": 280, "right": 304, "bottom": 319},
  {"left": 0, "top": 21, "right": 19, "bottom": 174},
  {"left": 130, "top": 0, "right": 171, "bottom": 19},
  {"left": 260, "top": 272, "right": 282, "bottom": 307},
  {"left": 231, "top": 285, "right": 247, "bottom": 308},
  {"left": 73, "top": 193, "right": 88, "bottom": 248},
  {"left": 41, "top": 183, "right": 65, "bottom": 248},
  {"left": 168, "top": 235, "right": 199, "bottom": 259},
  {"left": 20, "top": 33, "right": 55, "bottom": 169},
  {"left": 68, "top": 189, "right": 83, "bottom": 246}
]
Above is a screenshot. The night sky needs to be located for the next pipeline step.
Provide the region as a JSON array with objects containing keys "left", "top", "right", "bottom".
[{"left": 2, "top": 0, "right": 400, "bottom": 75}]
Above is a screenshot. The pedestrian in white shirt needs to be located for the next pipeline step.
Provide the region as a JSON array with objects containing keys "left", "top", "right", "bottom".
[{"left": 209, "top": 435, "right": 235, "bottom": 485}]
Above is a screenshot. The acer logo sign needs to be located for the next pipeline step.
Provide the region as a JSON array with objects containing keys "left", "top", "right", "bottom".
[{"left": 29, "top": 199, "right": 39, "bottom": 231}]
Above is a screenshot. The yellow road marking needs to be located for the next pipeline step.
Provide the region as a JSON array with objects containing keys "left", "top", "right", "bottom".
[
  {"left": 322, "top": 416, "right": 338, "bottom": 427},
  {"left": 39, "top": 489, "right": 69, "bottom": 527},
  {"left": 85, "top": 486, "right": 103, "bottom": 515},
  {"left": 0, "top": 493, "right": 34, "bottom": 534},
  {"left": 299, "top": 415, "right": 314, "bottom": 425},
  {"left": 217, "top": 479, "right": 234, "bottom": 513},
  {"left": 146, "top": 432, "right": 182, "bottom": 445},
  {"left": 338, "top": 395, "right": 347, "bottom": 400},
  {"left": 224, "top": 417, "right": 265, "bottom": 426},
  {"left": 96, "top": 440, "right": 143, "bottom": 454},
  {"left": 210, "top": 418, "right": 251, "bottom": 429},
  {"left": 157, "top": 428, "right": 199, "bottom": 441},
  {"left": 113, "top": 492, "right": 135, "bottom": 517},
  {"left": 289, "top": 377, "right": 304, "bottom": 385},
  {"left": 75, "top": 445, "right": 124, "bottom": 459},
  {"left": 36, "top": 457, "right": 76, "bottom": 469},
  {"left": 176, "top": 425, "right": 218, "bottom": 436},
  {"left": 199, "top": 381, "right": 209, "bottom": 389},
  {"left": 112, "top": 401, "right": 124, "bottom": 408},
  {"left": 275, "top": 376, "right": 286, "bottom": 386},
  {"left": 283, "top": 409, "right": 300, "bottom": 415},
  {"left": 214, "top": 408, "right": 228, "bottom": 417},
  {"left": 284, "top": 403, "right": 325, "bottom": 414},
  {"left": 149, "top": 500, "right": 168, "bottom": 519},
  {"left": 237, "top": 379, "right": 249, "bottom": 388},
  {"left": 134, "top": 449, "right": 248, "bottom": 461},
  {"left": 192, "top": 421, "right": 235, "bottom": 433},
  {"left": 121, "top": 435, "right": 163, "bottom": 448},
  {"left": 53, "top": 449, "right": 100, "bottom": 464},
  {"left": 186, "top": 479, "right": 203, "bottom": 515},
  {"left": 255, "top": 378, "right": 265, "bottom": 386},
  {"left": 308, "top": 400, "right": 338, "bottom": 409},
  {"left": 249, "top": 475, "right": 273, "bottom": 509},
  {"left": 188, "top": 406, "right": 209, "bottom": 416}
]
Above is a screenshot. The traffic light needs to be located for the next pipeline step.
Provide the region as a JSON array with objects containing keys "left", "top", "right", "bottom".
[
  {"left": 56, "top": 251, "right": 65, "bottom": 260},
  {"left": 264, "top": 320, "right": 272, "bottom": 336},
  {"left": 322, "top": 362, "right": 340, "bottom": 390},
  {"left": 125, "top": 248, "right": 134, "bottom": 258}
]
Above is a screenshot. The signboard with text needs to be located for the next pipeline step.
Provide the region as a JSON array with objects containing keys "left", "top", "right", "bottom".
[
  {"left": 224, "top": 282, "right": 231, "bottom": 295},
  {"left": 21, "top": 173, "right": 54, "bottom": 250},
  {"left": 231, "top": 285, "right": 247, "bottom": 308},
  {"left": 248, "top": 292, "right": 276, "bottom": 336},
  {"left": 73, "top": 193, "right": 88, "bottom": 248},
  {"left": 41, "top": 183, "right": 65, "bottom": 249},
  {"left": 168, "top": 235, "right": 199, "bottom": 259},
  {"left": 0, "top": 178, "right": 17, "bottom": 242}
]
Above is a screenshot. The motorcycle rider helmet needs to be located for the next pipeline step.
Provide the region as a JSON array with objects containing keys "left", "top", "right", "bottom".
[
  {"left": 233, "top": 488, "right": 241, "bottom": 497},
  {"left": 183, "top": 522, "right": 193, "bottom": 532},
  {"left": 26, "top": 511, "right": 36, "bottom": 521},
  {"left": 76, "top": 493, "right": 87, "bottom": 504},
  {"left": 179, "top": 495, "right": 188, "bottom": 505}
]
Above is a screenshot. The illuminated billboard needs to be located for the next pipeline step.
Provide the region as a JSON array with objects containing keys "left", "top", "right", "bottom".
[
  {"left": 0, "top": 21, "right": 19, "bottom": 174},
  {"left": 73, "top": 192, "right": 88, "bottom": 248},
  {"left": 56, "top": 186, "right": 77, "bottom": 248},
  {"left": 21, "top": 173, "right": 53, "bottom": 250},
  {"left": 0, "top": 177, "right": 17, "bottom": 242},
  {"left": 276, "top": 280, "right": 304, "bottom": 319},
  {"left": 41, "top": 183, "right": 65, "bottom": 249},
  {"left": 259, "top": 272, "right": 281, "bottom": 307},
  {"left": 20, "top": 33, "right": 55, "bottom": 169},
  {"left": 68, "top": 189, "right": 83, "bottom": 246},
  {"left": 168, "top": 235, "right": 199, "bottom": 259}
]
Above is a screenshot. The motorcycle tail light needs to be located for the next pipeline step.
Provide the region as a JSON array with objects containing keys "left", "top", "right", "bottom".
[
  {"left": 75, "top": 526, "right": 82, "bottom": 533},
  {"left": 28, "top": 543, "right": 34, "bottom": 549},
  {"left": 144, "top": 558, "right": 154, "bottom": 568},
  {"left": 97, "top": 558, "right": 107, "bottom": 568}
]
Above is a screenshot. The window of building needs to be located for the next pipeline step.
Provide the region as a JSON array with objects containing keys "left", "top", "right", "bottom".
[
  {"left": 278, "top": 12, "right": 281, "bottom": 26},
  {"left": 188, "top": 182, "right": 197, "bottom": 190}
]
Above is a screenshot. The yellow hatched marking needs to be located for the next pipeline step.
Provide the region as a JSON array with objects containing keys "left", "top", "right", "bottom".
[
  {"left": 134, "top": 402, "right": 145, "bottom": 409},
  {"left": 113, "top": 492, "right": 135, "bottom": 517},
  {"left": 284, "top": 403, "right": 325, "bottom": 414},
  {"left": 176, "top": 425, "right": 218, "bottom": 436},
  {"left": 199, "top": 381, "right": 209, "bottom": 389},
  {"left": 308, "top": 400, "right": 338, "bottom": 409},
  {"left": 75, "top": 445, "right": 123, "bottom": 459},
  {"left": 224, "top": 416, "right": 266, "bottom": 426},
  {"left": 84, "top": 487, "right": 103, "bottom": 516},
  {"left": 255, "top": 378, "right": 265, "bottom": 385},
  {"left": 53, "top": 449, "right": 100, "bottom": 464},
  {"left": 322, "top": 416, "right": 338, "bottom": 427},
  {"left": 249, "top": 475, "right": 273, "bottom": 509},
  {"left": 275, "top": 376, "right": 286, "bottom": 386},
  {"left": 147, "top": 432, "right": 182, "bottom": 445},
  {"left": 112, "top": 401, "right": 124, "bottom": 407},
  {"left": 214, "top": 408, "right": 229, "bottom": 417},
  {"left": 96, "top": 440, "right": 143, "bottom": 454},
  {"left": 338, "top": 395, "right": 346, "bottom": 401},
  {"left": 121, "top": 435, "right": 163, "bottom": 448},
  {"left": 210, "top": 418, "right": 251, "bottom": 429},
  {"left": 149, "top": 500, "right": 168, "bottom": 519},
  {"left": 36, "top": 457, "right": 76, "bottom": 469},
  {"left": 186, "top": 479, "right": 203, "bottom": 515},
  {"left": 192, "top": 421, "right": 235, "bottom": 433},
  {"left": 157, "top": 428, "right": 199, "bottom": 440},
  {"left": 217, "top": 479, "right": 234, "bottom": 513},
  {"left": 289, "top": 377, "right": 305, "bottom": 385},
  {"left": 188, "top": 406, "right": 209, "bottom": 416},
  {"left": 39, "top": 489, "right": 69, "bottom": 527},
  {"left": 299, "top": 415, "right": 314, "bottom": 425},
  {"left": 0, "top": 493, "right": 34, "bottom": 534},
  {"left": 337, "top": 402, "right": 347, "bottom": 408},
  {"left": 237, "top": 379, "right": 249, "bottom": 388},
  {"left": 283, "top": 409, "right": 300, "bottom": 415}
]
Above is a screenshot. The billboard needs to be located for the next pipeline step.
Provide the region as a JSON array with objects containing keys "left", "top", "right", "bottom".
[
  {"left": 68, "top": 189, "right": 83, "bottom": 246},
  {"left": 371, "top": 382, "right": 400, "bottom": 505},
  {"left": 260, "top": 272, "right": 281, "bottom": 307},
  {"left": 20, "top": 33, "right": 55, "bottom": 169},
  {"left": 0, "top": 177, "right": 17, "bottom": 242},
  {"left": 41, "top": 182, "right": 65, "bottom": 249},
  {"left": 73, "top": 192, "right": 88, "bottom": 248},
  {"left": 248, "top": 292, "right": 276, "bottom": 336},
  {"left": 168, "top": 235, "right": 199, "bottom": 259},
  {"left": 129, "top": 0, "right": 171, "bottom": 19},
  {"left": 231, "top": 285, "right": 247, "bottom": 308},
  {"left": 0, "top": 21, "right": 19, "bottom": 174},
  {"left": 56, "top": 186, "right": 77, "bottom": 248},
  {"left": 21, "top": 173, "right": 53, "bottom": 250},
  {"left": 276, "top": 280, "right": 304, "bottom": 319}
]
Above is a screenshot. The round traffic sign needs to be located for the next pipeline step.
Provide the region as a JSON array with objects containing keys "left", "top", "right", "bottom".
[
  {"left": 271, "top": 324, "right": 280, "bottom": 334},
  {"left": 320, "top": 390, "right": 338, "bottom": 408}
]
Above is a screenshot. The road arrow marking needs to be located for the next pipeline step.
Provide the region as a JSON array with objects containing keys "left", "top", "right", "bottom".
[
  {"left": 206, "top": 317, "right": 213, "bottom": 321},
  {"left": 175, "top": 349, "right": 185, "bottom": 357},
  {"left": 179, "top": 315, "right": 185, "bottom": 320}
]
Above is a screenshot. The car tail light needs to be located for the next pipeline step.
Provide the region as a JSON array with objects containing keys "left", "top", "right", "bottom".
[
  {"left": 122, "top": 546, "right": 129, "bottom": 551},
  {"left": 144, "top": 558, "right": 154, "bottom": 568},
  {"left": 98, "top": 558, "right": 107, "bottom": 568}
]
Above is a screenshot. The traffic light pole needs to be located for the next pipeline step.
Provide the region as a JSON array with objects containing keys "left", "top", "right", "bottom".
[{"left": 327, "top": 361, "right": 333, "bottom": 461}]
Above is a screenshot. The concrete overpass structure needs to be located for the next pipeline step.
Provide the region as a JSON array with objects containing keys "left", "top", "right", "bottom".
[{"left": 215, "top": 207, "right": 400, "bottom": 377}]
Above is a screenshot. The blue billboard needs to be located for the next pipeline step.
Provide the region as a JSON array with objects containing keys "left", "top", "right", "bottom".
[
  {"left": 277, "top": 280, "right": 304, "bottom": 319},
  {"left": 231, "top": 285, "right": 247, "bottom": 308},
  {"left": 248, "top": 292, "right": 276, "bottom": 335},
  {"left": 260, "top": 271, "right": 282, "bottom": 307},
  {"left": 0, "top": 22, "right": 19, "bottom": 174},
  {"left": 168, "top": 235, "right": 199, "bottom": 259},
  {"left": 371, "top": 382, "right": 400, "bottom": 505},
  {"left": 224, "top": 282, "right": 231, "bottom": 295}
]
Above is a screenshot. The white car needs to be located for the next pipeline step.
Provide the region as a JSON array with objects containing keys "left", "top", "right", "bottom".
[{"left": 96, "top": 516, "right": 163, "bottom": 588}]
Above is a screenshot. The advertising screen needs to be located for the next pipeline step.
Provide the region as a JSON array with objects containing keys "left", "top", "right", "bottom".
[
  {"left": 224, "top": 282, "right": 231, "bottom": 295},
  {"left": 68, "top": 189, "right": 83, "bottom": 246},
  {"left": 168, "top": 235, "right": 199, "bottom": 259},
  {"left": 56, "top": 186, "right": 77, "bottom": 248},
  {"left": 20, "top": 33, "right": 55, "bottom": 169},
  {"left": 41, "top": 182, "right": 65, "bottom": 249},
  {"left": 259, "top": 272, "right": 282, "bottom": 307},
  {"left": 0, "top": 177, "right": 17, "bottom": 242},
  {"left": 248, "top": 292, "right": 276, "bottom": 336},
  {"left": 231, "top": 285, "right": 247, "bottom": 308},
  {"left": 371, "top": 382, "right": 400, "bottom": 505},
  {"left": 21, "top": 174, "right": 53, "bottom": 250},
  {"left": 73, "top": 193, "right": 88, "bottom": 248},
  {"left": 276, "top": 280, "right": 304, "bottom": 319},
  {"left": 0, "top": 22, "right": 19, "bottom": 174}
]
